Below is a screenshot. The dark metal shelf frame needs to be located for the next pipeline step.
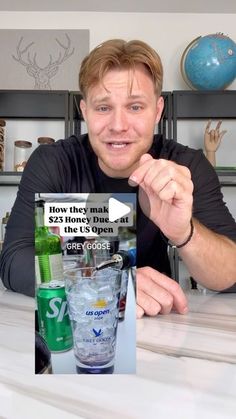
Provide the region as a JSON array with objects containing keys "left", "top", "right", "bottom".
[
  {"left": 172, "top": 90, "right": 236, "bottom": 141},
  {"left": 0, "top": 90, "right": 70, "bottom": 137}
]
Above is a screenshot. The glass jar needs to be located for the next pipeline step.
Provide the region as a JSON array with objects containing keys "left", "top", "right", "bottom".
[
  {"left": 14, "top": 140, "right": 32, "bottom": 172},
  {"left": 37, "top": 137, "right": 55, "bottom": 145}
]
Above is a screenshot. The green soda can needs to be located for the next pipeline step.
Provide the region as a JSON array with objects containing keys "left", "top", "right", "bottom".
[{"left": 37, "top": 281, "right": 73, "bottom": 352}]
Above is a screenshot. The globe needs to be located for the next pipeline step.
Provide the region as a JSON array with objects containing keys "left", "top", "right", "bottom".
[{"left": 181, "top": 33, "right": 236, "bottom": 90}]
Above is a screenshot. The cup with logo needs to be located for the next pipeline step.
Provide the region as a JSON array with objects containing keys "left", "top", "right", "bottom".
[{"left": 64, "top": 266, "right": 122, "bottom": 374}]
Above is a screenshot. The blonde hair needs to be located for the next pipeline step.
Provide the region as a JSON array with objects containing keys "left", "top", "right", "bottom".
[{"left": 79, "top": 39, "right": 163, "bottom": 98}]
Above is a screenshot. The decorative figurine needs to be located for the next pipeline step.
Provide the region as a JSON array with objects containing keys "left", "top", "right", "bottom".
[{"left": 204, "top": 120, "right": 227, "bottom": 167}]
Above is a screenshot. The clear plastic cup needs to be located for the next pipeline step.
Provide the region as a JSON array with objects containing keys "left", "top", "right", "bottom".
[
  {"left": 64, "top": 267, "right": 122, "bottom": 374},
  {"left": 76, "top": 250, "right": 130, "bottom": 321}
]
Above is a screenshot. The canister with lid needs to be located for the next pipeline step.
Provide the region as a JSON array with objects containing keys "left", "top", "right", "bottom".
[
  {"left": 37, "top": 137, "right": 55, "bottom": 145},
  {"left": 14, "top": 140, "right": 32, "bottom": 172}
]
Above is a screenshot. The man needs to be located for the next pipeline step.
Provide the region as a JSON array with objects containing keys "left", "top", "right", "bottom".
[{"left": 1, "top": 39, "right": 236, "bottom": 317}]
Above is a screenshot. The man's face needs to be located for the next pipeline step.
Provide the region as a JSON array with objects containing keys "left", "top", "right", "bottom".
[{"left": 80, "top": 64, "right": 164, "bottom": 178}]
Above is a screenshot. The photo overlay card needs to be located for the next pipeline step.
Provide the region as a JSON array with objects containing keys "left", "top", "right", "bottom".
[{"left": 35, "top": 192, "right": 136, "bottom": 375}]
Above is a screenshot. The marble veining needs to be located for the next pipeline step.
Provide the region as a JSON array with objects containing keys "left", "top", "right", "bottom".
[
  {"left": 0, "top": 285, "right": 236, "bottom": 418},
  {"left": 137, "top": 292, "right": 236, "bottom": 364}
]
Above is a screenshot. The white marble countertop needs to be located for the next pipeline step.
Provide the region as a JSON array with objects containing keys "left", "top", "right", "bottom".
[{"left": 0, "top": 283, "right": 236, "bottom": 419}]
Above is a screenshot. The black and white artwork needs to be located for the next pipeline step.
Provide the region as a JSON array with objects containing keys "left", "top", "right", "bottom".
[{"left": 1, "top": 30, "right": 89, "bottom": 90}]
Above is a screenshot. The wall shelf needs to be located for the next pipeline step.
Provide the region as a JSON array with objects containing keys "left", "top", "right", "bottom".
[
  {"left": 216, "top": 169, "right": 236, "bottom": 186},
  {"left": 173, "top": 90, "right": 236, "bottom": 118},
  {"left": 0, "top": 172, "right": 22, "bottom": 186},
  {"left": 0, "top": 90, "right": 69, "bottom": 137},
  {"left": 172, "top": 90, "right": 236, "bottom": 188}
]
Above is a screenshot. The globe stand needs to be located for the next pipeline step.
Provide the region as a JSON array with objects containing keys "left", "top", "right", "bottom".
[{"left": 180, "top": 36, "right": 201, "bottom": 90}]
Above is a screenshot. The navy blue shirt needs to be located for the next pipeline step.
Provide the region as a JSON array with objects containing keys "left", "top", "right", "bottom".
[{"left": 1, "top": 134, "right": 236, "bottom": 296}]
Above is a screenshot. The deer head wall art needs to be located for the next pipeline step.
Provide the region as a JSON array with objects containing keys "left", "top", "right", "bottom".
[{"left": 12, "top": 33, "right": 75, "bottom": 90}]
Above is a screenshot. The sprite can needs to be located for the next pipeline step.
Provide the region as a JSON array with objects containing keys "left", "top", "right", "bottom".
[{"left": 37, "top": 281, "right": 73, "bottom": 352}]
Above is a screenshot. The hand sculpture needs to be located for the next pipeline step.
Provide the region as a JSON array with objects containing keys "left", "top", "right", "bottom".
[{"left": 204, "top": 120, "right": 227, "bottom": 166}]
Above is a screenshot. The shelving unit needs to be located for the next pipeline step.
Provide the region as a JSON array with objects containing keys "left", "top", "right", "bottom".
[
  {"left": 172, "top": 90, "right": 236, "bottom": 186},
  {"left": 0, "top": 89, "right": 69, "bottom": 135},
  {"left": 0, "top": 90, "right": 70, "bottom": 185},
  {"left": 172, "top": 90, "right": 236, "bottom": 139},
  {"left": 0, "top": 89, "right": 234, "bottom": 187}
]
